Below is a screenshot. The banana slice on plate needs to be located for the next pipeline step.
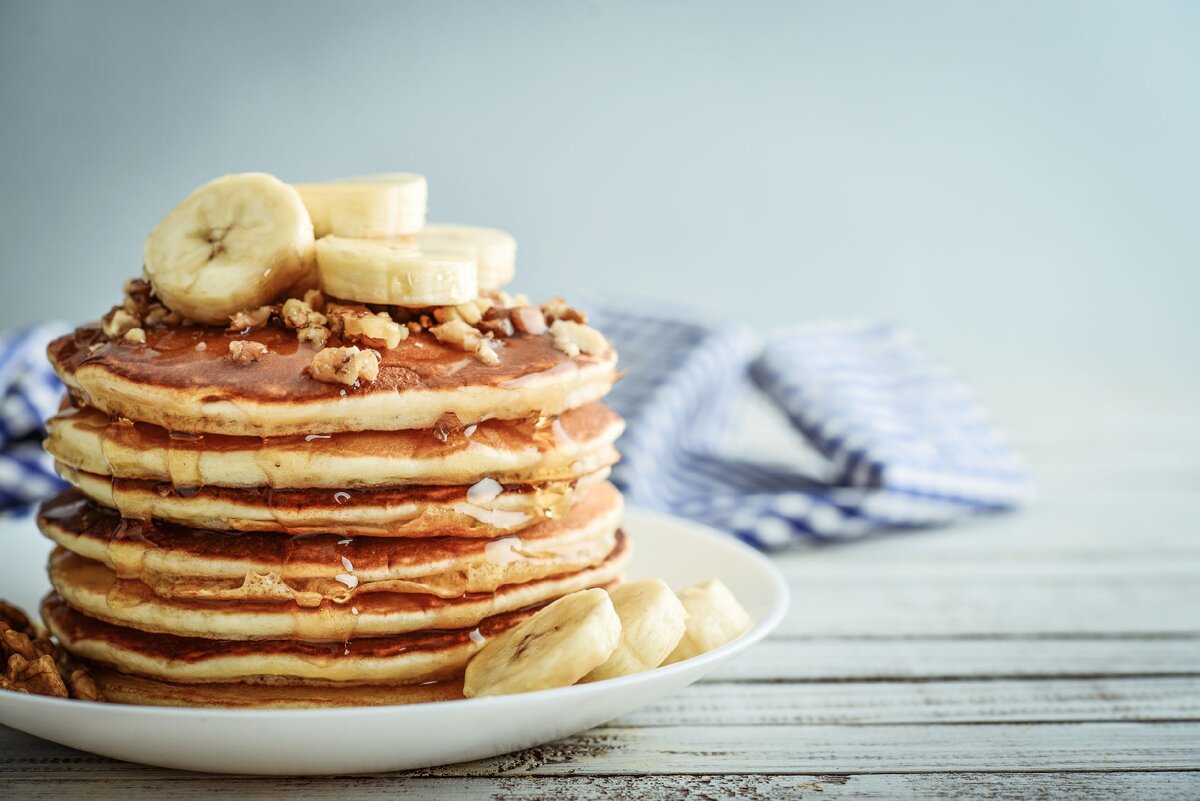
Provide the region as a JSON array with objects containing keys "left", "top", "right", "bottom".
[
  {"left": 663, "top": 578, "right": 754, "bottom": 665},
  {"left": 294, "top": 173, "right": 427, "bottom": 239},
  {"left": 315, "top": 237, "right": 477, "bottom": 307},
  {"left": 143, "top": 173, "right": 316, "bottom": 325},
  {"left": 415, "top": 224, "right": 516, "bottom": 290},
  {"left": 463, "top": 588, "right": 620, "bottom": 698},
  {"left": 582, "top": 578, "right": 688, "bottom": 682}
]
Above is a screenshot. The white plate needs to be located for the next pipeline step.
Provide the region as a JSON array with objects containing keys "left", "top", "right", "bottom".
[{"left": 0, "top": 507, "right": 788, "bottom": 775}]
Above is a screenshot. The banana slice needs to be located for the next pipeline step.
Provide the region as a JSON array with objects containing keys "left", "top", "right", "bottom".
[
  {"left": 463, "top": 588, "right": 620, "bottom": 697},
  {"left": 582, "top": 578, "right": 688, "bottom": 682},
  {"left": 294, "top": 173, "right": 427, "bottom": 239},
  {"left": 662, "top": 579, "right": 754, "bottom": 665},
  {"left": 143, "top": 173, "right": 315, "bottom": 325},
  {"left": 416, "top": 224, "right": 516, "bottom": 290},
  {"left": 315, "top": 237, "right": 477, "bottom": 307}
]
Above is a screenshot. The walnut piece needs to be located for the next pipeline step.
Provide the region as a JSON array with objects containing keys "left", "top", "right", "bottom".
[
  {"left": 123, "top": 327, "right": 146, "bottom": 345},
  {"left": 297, "top": 325, "right": 330, "bottom": 349},
  {"left": 431, "top": 320, "right": 500, "bottom": 366},
  {"left": 282, "top": 298, "right": 328, "bottom": 330},
  {"left": 542, "top": 296, "right": 587, "bottom": 324},
  {"left": 228, "top": 340, "right": 268, "bottom": 365},
  {"left": 550, "top": 319, "right": 607, "bottom": 357},
  {"left": 332, "top": 309, "right": 407, "bottom": 349},
  {"left": 511, "top": 306, "right": 547, "bottom": 335},
  {"left": 309, "top": 346, "right": 381, "bottom": 385},
  {"left": 229, "top": 305, "right": 275, "bottom": 331},
  {"left": 0, "top": 598, "right": 103, "bottom": 701},
  {"left": 102, "top": 309, "right": 140, "bottom": 339}
]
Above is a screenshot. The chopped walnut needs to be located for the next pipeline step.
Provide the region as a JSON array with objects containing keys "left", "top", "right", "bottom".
[
  {"left": 228, "top": 340, "right": 268, "bottom": 365},
  {"left": 0, "top": 598, "right": 103, "bottom": 701},
  {"left": 431, "top": 320, "right": 500, "bottom": 365},
  {"left": 123, "top": 327, "right": 146, "bottom": 345},
  {"left": 309, "top": 346, "right": 381, "bottom": 385},
  {"left": 229, "top": 305, "right": 275, "bottom": 331},
  {"left": 479, "top": 316, "right": 515, "bottom": 338},
  {"left": 550, "top": 319, "right": 607, "bottom": 357},
  {"left": 542, "top": 296, "right": 587, "bottom": 324},
  {"left": 143, "top": 303, "right": 182, "bottom": 327},
  {"left": 511, "top": 306, "right": 547, "bottom": 335},
  {"left": 282, "top": 298, "right": 327, "bottom": 330},
  {"left": 332, "top": 309, "right": 407, "bottom": 349},
  {"left": 102, "top": 309, "right": 141, "bottom": 339},
  {"left": 297, "top": 325, "right": 330, "bottom": 349}
]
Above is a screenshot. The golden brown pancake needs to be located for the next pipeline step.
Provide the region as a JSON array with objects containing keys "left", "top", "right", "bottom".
[
  {"left": 45, "top": 593, "right": 521, "bottom": 687},
  {"left": 90, "top": 669, "right": 466, "bottom": 708},
  {"left": 48, "top": 322, "right": 618, "bottom": 436},
  {"left": 45, "top": 401, "right": 622, "bottom": 488},
  {"left": 38, "top": 482, "right": 624, "bottom": 604},
  {"left": 57, "top": 464, "right": 608, "bottom": 537},
  {"left": 49, "top": 532, "right": 630, "bottom": 641}
]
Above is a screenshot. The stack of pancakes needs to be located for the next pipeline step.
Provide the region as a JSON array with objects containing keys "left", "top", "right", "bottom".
[{"left": 36, "top": 313, "right": 626, "bottom": 707}]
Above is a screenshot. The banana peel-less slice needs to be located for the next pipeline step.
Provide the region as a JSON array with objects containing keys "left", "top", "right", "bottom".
[
  {"left": 143, "top": 173, "right": 316, "bottom": 325},
  {"left": 294, "top": 173, "right": 427, "bottom": 239},
  {"left": 463, "top": 588, "right": 620, "bottom": 698},
  {"left": 582, "top": 578, "right": 687, "bottom": 682},
  {"left": 315, "top": 236, "right": 477, "bottom": 307},
  {"left": 662, "top": 578, "right": 754, "bottom": 665},
  {"left": 415, "top": 224, "right": 516, "bottom": 290}
]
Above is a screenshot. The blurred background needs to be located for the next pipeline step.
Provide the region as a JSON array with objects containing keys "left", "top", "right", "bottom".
[{"left": 1, "top": 0, "right": 1196, "bottom": 378}]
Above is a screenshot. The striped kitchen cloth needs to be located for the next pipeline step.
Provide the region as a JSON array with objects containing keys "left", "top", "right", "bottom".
[
  {"left": 588, "top": 302, "right": 1033, "bottom": 549},
  {"left": 0, "top": 323, "right": 70, "bottom": 513}
]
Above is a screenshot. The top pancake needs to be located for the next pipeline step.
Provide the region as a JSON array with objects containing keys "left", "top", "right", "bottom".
[{"left": 48, "top": 321, "right": 618, "bottom": 436}]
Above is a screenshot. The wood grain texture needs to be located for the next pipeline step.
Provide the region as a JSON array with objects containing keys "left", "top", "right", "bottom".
[{"left": 1, "top": 378, "right": 1197, "bottom": 797}]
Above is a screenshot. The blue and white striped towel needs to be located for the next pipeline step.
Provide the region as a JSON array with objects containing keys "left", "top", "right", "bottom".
[
  {"left": 588, "top": 302, "right": 1032, "bottom": 549},
  {"left": 0, "top": 312, "right": 1031, "bottom": 547},
  {"left": 0, "top": 323, "right": 70, "bottom": 512}
]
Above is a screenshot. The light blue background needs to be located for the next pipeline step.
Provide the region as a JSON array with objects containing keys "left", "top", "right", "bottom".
[{"left": 2, "top": 1, "right": 1196, "bottom": 376}]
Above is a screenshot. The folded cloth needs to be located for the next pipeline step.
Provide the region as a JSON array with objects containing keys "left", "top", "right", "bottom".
[
  {"left": 0, "top": 323, "right": 70, "bottom": 513},
  {"left": 587, "top": 303, "right": 1033, "bottom": 549}
]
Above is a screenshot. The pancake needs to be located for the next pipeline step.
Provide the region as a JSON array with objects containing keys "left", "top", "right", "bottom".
[
  {"left": 45, "top": 401, "right": 623, "bottom": 489},
  {"left": 49, "top": 531, "right": 630, "bottom": 641},
  {"left": 43, "top": 400, "right": 624, "bottom": 489},
  {"left": 38, "top": 482, "right": 624, "bottom": 605},
  {"left": 90, "top": 669, "right": 466, "bottom": 708},
  {"left": 58, "top": 464, "right": 609, "bottom": 536},
  {"left": 45, "top": 594, "right": 523, "bottom": 686},
  {"left": 48, "top": 322, "right": 618, "bottom": 436}
]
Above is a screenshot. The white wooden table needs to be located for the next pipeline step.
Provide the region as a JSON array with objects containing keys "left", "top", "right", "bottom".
[{"left": 3, "top": 376, "right": 1198, "bottom": 798}]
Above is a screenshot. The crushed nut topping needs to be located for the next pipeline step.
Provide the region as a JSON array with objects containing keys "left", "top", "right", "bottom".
[
  {"left": 308, "top": 346, "right": 381, "bottom": 385},
  {"left": 123, "top": 327, "right": 146, "bottom": 345},
  {"left": 228, "top": 340, "right": 268, "bottom": 365},
  {"left": 511, "top": 306, "right": 547, "bottom": 335},
  {"left": 297, "top": 325, "right": 330, "bottom": 350},
  {"left": 102, "top": 309, "right": 140, "bottom": 339},
  {"left": 431, "top": 319, "right": 500, "bottom": 366},
  {"left": 541, "top": 296, "right": 587, "bottom": 324},
  {"left": 331, "top": 308, "right": 407, "bottom": 349},
  {"left": 550, "top": 319, "right": 607, "bottom": 357},
  {"left": 281, "top": 298, "right": 327, "bottom": 330},
  {"left": 229, "top": 305, "right": 275, "bottom": 332},
  {"left": 0, "top": 599, "right": 103, "bottom": 701}
]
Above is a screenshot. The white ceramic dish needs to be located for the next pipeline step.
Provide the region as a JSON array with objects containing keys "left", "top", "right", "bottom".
[{"left": 0, "top": 507, "right": 788, "bottom": 775}]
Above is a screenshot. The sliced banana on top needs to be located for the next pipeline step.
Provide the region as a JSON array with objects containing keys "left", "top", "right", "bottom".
[
  {"left": 294, "top": 173, "right": 427, "bottom": 239},
  {"left": 143, "top": 173, "right": 316, "bottom": 325},
  {"left": 662, "top": 578, "right": 754, "bottom": 665},
  {"left": 463, "top": 588, "right": 620, "bottom": 698},
  {"left": 315, "top": 237, "right": 477, "bottom": 307},
  {"left": 582, "top": 578, "right": 688, "bottom": 682},
  {"left": 415, "top": 224, "right": 516, "bottom": 290}
]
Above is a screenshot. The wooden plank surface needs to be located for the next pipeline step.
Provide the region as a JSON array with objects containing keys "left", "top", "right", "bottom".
[{"left": 1, "top": 378, "right": 1197, "bottom": 797}]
